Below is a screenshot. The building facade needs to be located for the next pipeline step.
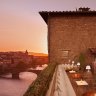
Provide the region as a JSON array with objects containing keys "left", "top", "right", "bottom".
[{"left": 39, "top": 8, "right": 96, "bottom": 64}]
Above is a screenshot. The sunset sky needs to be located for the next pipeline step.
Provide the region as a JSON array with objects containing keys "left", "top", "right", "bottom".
[{"left": 0, "top": 0, "right": 96, "bottom": 54}]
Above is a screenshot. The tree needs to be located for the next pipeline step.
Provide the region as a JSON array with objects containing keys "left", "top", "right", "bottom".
[
  {"left": 78, "top": 53, "right": 86, "bottom": 71},
  {"left": 31, "top": 58, "right": 37, "bottom": 68},
  {"left": 15, "top": 61, "right": 28, "bottom": 72}
]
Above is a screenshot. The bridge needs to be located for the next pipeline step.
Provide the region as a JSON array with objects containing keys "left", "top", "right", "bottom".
[
  {"left": 0, "top": 68, "right": 42, "bottom": 79},
  {"left": 12, "top": 70, "right": 42, "bottom": 79},
  {"left": 12, "top": 68, "right": 42, "bottom": 79}
]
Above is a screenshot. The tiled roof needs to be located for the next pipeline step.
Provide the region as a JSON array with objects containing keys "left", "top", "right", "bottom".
[{"left": 39, "top": 10, "right": 96, "bottom": 24}]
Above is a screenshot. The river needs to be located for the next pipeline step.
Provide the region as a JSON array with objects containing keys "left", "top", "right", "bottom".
[{"left": 0, "top": 72, "right": 37, "bottom": 96}]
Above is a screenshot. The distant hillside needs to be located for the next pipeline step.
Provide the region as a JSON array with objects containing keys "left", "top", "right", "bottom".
[{"left": 28, "top": 52, "right": 48, "bottom": 56}]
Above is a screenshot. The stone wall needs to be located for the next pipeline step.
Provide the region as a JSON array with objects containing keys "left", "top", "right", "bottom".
[{"left": 48, "top": 15, "right": 96, "bottom": 64}]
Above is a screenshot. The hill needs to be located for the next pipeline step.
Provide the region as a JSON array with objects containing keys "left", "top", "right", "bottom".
[{"left": 28, "top": 52, "right": 48, "bottom": 56}]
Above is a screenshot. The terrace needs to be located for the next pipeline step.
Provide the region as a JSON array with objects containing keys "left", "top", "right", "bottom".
[{"left": 24, "top": 63, "right": 96, "bottom": 96}]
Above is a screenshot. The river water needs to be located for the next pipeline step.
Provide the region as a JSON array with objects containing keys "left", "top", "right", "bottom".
[{"left": 0, "top": 72, "right": 37, "bottom": 96}]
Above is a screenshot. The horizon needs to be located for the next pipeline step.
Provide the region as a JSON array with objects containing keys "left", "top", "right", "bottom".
[
  {"left": 0, "top": 0, "right": 96, "bottom": 54},
  {"left": 0, "top": 50, "right": 48, "bottom": 55}
]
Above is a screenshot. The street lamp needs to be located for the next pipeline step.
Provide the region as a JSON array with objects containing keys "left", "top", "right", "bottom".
[
  {"left": 86, "top": 65, "right": 91, "bottom": 72},
  {"left": 77, "top": 62, "right": 80, "bottom": 66},
  {"left": 77, "top": 62, "right": 80, "bottom": 71},
  {"left": 72, "top": 61, "right": 75, "bottom": 64}
]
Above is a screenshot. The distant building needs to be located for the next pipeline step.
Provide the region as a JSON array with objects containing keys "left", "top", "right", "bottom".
[
  {"left": 39, "top": 8, "right": 96, "bottom": 64},
  {"left": 33, "top": 56, "right": 48, "bottom": 65},
  {"left": 0, "top": 50, "right": 32, "bottom": 68},
  {"left": 25, "top": 50, "right": 28, "bottom": 55}
]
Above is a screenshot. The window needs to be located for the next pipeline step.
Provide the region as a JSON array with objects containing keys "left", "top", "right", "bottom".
[{"left": 60, "top": 49, "right": 70, "bottom": 58}]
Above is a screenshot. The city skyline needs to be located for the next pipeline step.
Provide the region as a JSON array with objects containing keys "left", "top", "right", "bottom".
[{"left": 0, "top": 0, "right": 96, "bottom": 54}]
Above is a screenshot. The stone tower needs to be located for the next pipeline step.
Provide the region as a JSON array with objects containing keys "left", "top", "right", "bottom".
[{"left": 39, "top": 8, "right": 96, "bottom": 64}]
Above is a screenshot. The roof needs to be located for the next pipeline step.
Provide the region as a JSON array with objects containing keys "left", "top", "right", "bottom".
[{"left": 39, "top": 10, "right": 96, "bottom": 24}]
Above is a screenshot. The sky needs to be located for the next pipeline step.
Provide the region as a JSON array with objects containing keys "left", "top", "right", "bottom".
[{"left": 0, "top": 0, "right": 96, "bottom": 54}]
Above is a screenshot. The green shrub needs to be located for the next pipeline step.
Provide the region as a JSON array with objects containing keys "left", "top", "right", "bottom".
[{"left": 78, "top": 53, "right": 86, "bottom": 71}]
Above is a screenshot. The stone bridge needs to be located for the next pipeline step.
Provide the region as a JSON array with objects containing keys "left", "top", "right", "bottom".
[
  {"left": 0, "top": 67, "right": 42, "bottom": 79},
  {"left": 11, "top": 69, "right": 42, "bottom": 79}
]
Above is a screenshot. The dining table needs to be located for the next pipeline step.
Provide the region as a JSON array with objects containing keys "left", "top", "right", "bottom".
[{"left": 67, "top": 71, "right": 96, "bottom": 96}]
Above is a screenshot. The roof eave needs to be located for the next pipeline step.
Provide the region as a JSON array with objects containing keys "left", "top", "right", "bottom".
[
  {"left": 39, "top": 12, "right": 48, "bottom": 24},
  {"left": 39, "top": 11, "right": 96, "bottom": 25}
]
